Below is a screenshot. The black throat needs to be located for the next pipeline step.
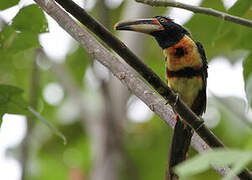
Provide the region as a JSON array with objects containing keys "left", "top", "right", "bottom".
[{"left": 151, "top": 30, "right": 185, "bottom": 49}]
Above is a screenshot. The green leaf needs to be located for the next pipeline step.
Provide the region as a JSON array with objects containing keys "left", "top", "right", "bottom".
[
  {"left": 0, "top": 0, "right": 19, "bottom": 10},
  {"left": 235, "top": 28, "right": 252, "bottom": 50},
  {"left": 11, "top": 31, "right": 40, "bottom": 52},
  {"left": 228, "top": 0, "right": 252, "bottom": 16},
  {"left": 0, "top": 84, "right": 66, "bottom": 144},
  {"left": 66, "top": 45, "right": 90, "bottom": 86},
  {"left": 0, "top": 26, "right": 17, "bottom": 49},
  {"left": 184, "top": 0, "right": 227, "bottom": 59},
  {"left": 243, "top": 53, "right": 252, "bottom": 107},
  {"left": 12, "top": 4, "right": 48, "bottom": 34},
  {"left": 185, "top": 0, "right": 252, "bottom": 64},
  {"left": 211, "top": 95, "right": 252, "bottom": 130},
  {"left": 0, "top": 25, "right": 40, "bottom": 54},
  {"left": 0, "top": 84, "right": 30, "bottom": 124},
  {"left": 174, "top": 149, "right": 252, "bottom": 179},
  {"left": 223, "top": 156, "right": 251, "bottom": 180},
  {"left": 245, "top": 74, "right": 252, "bottom": 107}
]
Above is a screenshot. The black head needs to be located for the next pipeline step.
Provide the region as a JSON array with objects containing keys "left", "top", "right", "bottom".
[
  {"left": 114, "top": 16, "right": 191, "bottom": 49},
  {"left": 151, "top": 16, "right": 190, "bottom": 48}
]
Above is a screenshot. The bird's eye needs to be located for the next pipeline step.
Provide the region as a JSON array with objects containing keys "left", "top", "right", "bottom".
[{"left": 160, "top": 18, "right": 165, "bottom": 22}]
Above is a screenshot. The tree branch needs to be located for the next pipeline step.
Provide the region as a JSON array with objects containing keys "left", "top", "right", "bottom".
[
  {"left": 53, "top": 0, "right": 223, "bottom": 146},
  {"left": 33, "top": 0, "right": 251, "bottom": 179},
  {"left": 136, "top": 0, "right": 252, "bottom": 28}
]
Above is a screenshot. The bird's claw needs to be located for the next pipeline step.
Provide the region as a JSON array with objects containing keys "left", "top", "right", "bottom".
[
  {"left": 165, "top": 93, "right": 179, "bottom": 107},
  {"left": 173, "top": 93, "right": 179, "bottom": 106},
  {"left": 195, "top": 118, "right": 204, "bottom": 131}
]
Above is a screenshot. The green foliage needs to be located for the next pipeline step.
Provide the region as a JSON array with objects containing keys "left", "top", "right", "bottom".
[
  {"left": 35, "top": 123, "right": 91, "bottom": 180},
  {"left": 0, "top": 84, "right": 30, "bottom": 123},
  {"left": 12, "top": 4, "right": 48, "bottom": 34},
  {"left": 228, "top": 0, "right": 252, "bottom": 16},
  {"left": 1, "top": 1, "right": 252, "bottom": 180},
  {"left": 12, "top": 31, "right": 40, "bottom": 52},
  {"left": 0, "top": 3, "right": 49, "bottom": 125},
  {"left": 243, "top": 53, "right": 252, "bottom": 107},
  {"left": 0, "top": 4, "right": 47, "bottom": 55},
  {"left": 185, "top": 0, "right": 227, "bottom": 59},
  {"left": 0, "top": 0, "right": 19, "bottom": 10},
  {"left": 0, "top": 84, "right": 66, "bottom": 143},
  {"left": 28, "top": 106, "right": 67, "bottom": 144},
  {"left": 65, "top": 45, "right": 90, "bottom": 86},
  {"left": 0, "top": 26, "right": 17, "bottom": 50},
  {"left": 123, "top": 117, "right": 171, "bottom": 180},
  {"left": 245, "top": 75, "right": 252, "bottom": 107},
  {"left": 0, "top": 26, "right": 40, "bottom": 55},
  {"left": 205, "top": 96, "right": 252, "bottom": 153},
  {"left": 174, "top": 149, "right": 252, "bottom": 180}
]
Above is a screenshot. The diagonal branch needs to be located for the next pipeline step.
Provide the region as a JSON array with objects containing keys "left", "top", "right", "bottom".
[
  {"left": 34, "top": 0, "right": 251, "bottom": 179},
  {"left": 136, "top": 0, "right": 252, "bottom": 28},
  {"left": 52, "top": 0, "right": 222, "bottom": 147}
]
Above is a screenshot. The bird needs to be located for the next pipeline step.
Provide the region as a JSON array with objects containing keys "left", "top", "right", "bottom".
[{"left": 114, "top": 16, "right": 208, "bottom": 179}]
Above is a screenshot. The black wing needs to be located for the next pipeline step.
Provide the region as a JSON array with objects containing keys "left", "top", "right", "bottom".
[
  {"left": 192, "top": 42, "right": 208, "bottom": 115},
  {"left": 196, "top": 42, "right": 208, "bottom": 84}
]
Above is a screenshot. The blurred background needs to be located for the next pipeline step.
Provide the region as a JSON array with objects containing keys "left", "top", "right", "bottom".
[{"left": 0, "top": 0, "right": 252, "bottom": 180}]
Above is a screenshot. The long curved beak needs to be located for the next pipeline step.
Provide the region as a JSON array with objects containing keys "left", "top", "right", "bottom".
[{"left": 114, "top": 18, "right": 164, "bottom": 34}]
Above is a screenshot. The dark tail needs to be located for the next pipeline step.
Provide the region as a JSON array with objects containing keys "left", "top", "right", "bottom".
[{"left": 166, "top": 115, "right": 193, "bottom": 180}]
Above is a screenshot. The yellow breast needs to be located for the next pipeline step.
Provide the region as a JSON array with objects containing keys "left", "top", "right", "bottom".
[{"left": 168, "top": 76, "right": 203, "bottom": 107}]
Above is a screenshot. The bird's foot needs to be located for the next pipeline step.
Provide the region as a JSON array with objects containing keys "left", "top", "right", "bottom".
[
  {"left": 173, "top": 93, "right": 179, "bottom": 106},
  {"left": 195, "top": 118, "right": 205, "bottom": 132},
  {"left": 165, "top": 93, "right": 179, "bottom": 106}
]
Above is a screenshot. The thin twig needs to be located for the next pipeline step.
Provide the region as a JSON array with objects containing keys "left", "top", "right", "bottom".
[
  {"left": 33, "top": 0, "right": 252, "bottom": 179},
  {"left": 136, "top": 0, "right": 252, "bottom": 28},
  {"left": 20, "top": 49, "right": 40, "bottom": 180}
]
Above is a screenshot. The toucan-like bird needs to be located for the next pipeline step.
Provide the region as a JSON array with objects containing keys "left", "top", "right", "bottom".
[{"left": 114, "top": 16, "right": 208, "bottom": 179}]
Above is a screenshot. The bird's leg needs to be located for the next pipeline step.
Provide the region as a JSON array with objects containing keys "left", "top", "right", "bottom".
[
  {"left": 165, "top": 93, "right": 179, "bottom": 115},
  {"left": 195, "top": 117, "right": 205, "bottom": 132},
  {"left": 165, "top": 92, "right": 179, "bottom": 105},
  {"left": 173, "top": 93, "right": 180, "bottom": 106}
]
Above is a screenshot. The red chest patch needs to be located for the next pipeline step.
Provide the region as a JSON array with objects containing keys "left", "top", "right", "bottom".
[{"left": 164, "top": 35, "right": 203, "bottom": 71}]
